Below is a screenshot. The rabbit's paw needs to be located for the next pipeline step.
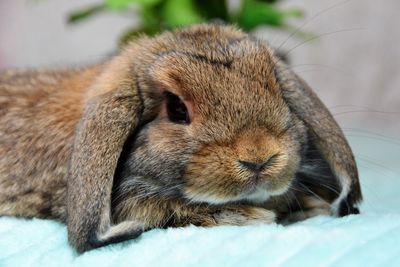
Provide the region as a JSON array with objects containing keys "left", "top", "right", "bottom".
[{"left": 214, "top": 206, "right": 276, "bottom": 226}]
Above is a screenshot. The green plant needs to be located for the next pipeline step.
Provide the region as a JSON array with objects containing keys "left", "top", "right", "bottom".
[{"left": 68, "top": 0, "right": 304, "bottom": 45}]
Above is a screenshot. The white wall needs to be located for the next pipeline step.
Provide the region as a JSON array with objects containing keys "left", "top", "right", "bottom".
[
  {"left": 274, "top": 0, "right": 400, "bottom": 139},
  {"left": 1, "top": 0, "right": 399, "bottom": 138},
  {"left": 0, "top": 0, "right": 135, "bottom": 68}
]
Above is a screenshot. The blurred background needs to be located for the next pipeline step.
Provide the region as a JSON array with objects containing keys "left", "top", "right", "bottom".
[
  {"left": 0, "top": 0, "right": 399, "bottom": 140},
  {"left": 1, "top": 3, "right": 400, "bottom": 253}
]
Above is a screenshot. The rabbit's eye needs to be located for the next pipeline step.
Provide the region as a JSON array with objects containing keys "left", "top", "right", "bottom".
[{"left": 165, "top": 92, "right": 190, "bottom": 124}]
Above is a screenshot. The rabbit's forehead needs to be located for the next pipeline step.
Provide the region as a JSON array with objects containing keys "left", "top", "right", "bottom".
[
  {"left": 150, "top": 42, "right": 278, "bottom": 100},
  {"left": 150, "top": 47, "right": 290, "bottom": 134}
]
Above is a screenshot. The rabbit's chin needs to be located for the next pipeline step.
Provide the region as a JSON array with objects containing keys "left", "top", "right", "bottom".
[{"left": 183, "top": 184, "right": 290, "bottom": 205}]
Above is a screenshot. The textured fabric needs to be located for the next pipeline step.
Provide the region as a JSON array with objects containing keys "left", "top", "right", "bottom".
[{"left": 0, "top": 136, "right": 398, "bottom": 267}]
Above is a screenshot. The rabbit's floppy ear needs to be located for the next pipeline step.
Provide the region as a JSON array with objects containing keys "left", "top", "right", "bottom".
[
  {"left": 274, "top": 60, "right": 362, "bottom": 216},
  {"left": 67, "top": 53, "right": 145, "bottom": 252}
]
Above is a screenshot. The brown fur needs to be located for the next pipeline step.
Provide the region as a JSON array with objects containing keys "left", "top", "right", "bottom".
[
  {"left": 0, "top": 67, "right": 101, "bottom": 220},
  {"left": 0, "top": 24, "right": 362, "bottom": 253}
]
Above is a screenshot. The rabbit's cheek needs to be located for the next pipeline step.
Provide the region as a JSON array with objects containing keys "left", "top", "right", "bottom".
[
  {"left": 182, "top": 145, "right": 244, "bottom": 204},
  {"left": 117, "top": 122, "right": 194, "bottom": 188}
]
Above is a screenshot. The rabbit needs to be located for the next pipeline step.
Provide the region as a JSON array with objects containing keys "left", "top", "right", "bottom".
[{"left": 0, "top": 24, "right": 362, "bottom": 252}]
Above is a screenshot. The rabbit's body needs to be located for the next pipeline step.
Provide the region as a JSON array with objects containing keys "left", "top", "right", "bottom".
[
  {"left": 0, "top": 24, "right": 361, "bottom": 252},
  {"left": 0, "top": 68, "right": 101, "bottom": 220}
]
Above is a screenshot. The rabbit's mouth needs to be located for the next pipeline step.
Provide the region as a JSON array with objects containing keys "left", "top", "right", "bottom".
[
  {"left": 182, "top": 177, "right": 292, "bottom": 205},
  {"left": 244, "top": 182, "right": 291, "bottom": 203}
]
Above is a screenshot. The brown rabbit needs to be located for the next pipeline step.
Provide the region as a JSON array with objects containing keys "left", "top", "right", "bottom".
[{"left": 0, "top": 24, "right": 362, "bottom": 252}]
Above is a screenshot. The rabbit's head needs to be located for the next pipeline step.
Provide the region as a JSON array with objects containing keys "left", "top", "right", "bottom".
[
  {"left": 117, "top": 26, "right": 306, "bottom": 205},
  {"left": 113, "top": 24, "right": 361, "bottom": 212},
  {"left": 68, "top": 24, "right": 362, "bottom": 251}
]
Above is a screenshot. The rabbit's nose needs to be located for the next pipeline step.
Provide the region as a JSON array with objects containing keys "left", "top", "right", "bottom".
[
  {"left": 238, "top": 154, "right": 278, "bottom": 173},
  {"left": 238, "top": 160, "right": 264, "bottom": 172}
]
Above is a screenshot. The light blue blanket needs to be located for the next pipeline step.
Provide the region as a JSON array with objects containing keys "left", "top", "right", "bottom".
[{"left": 1, "top": 136, "right": 399, "bottom": 267}]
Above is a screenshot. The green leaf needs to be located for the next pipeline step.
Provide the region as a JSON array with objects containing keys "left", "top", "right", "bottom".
[
  {"left": 257, "top": 0, "right": 280, "bottom": 3},
  {"left": 162, "top": 0, "right": 204, "bottom": 28},
  {"left": 105, "top": 0, "right": 161, "bottom": 10},
  {"left": 193, "top": 0, "right": 228, "bottom": 21},
  {"left": 67, "top": 4, "right": 104, "bottom": 24},
  {"left": 140, "top": 6, "right": 161, "bottom": 29},
  {"left": 237, "top": 0, "right": 303, "bottom": 30},
  {"left": 119, "top": 27, "right": 159, "bottom": 45}
]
